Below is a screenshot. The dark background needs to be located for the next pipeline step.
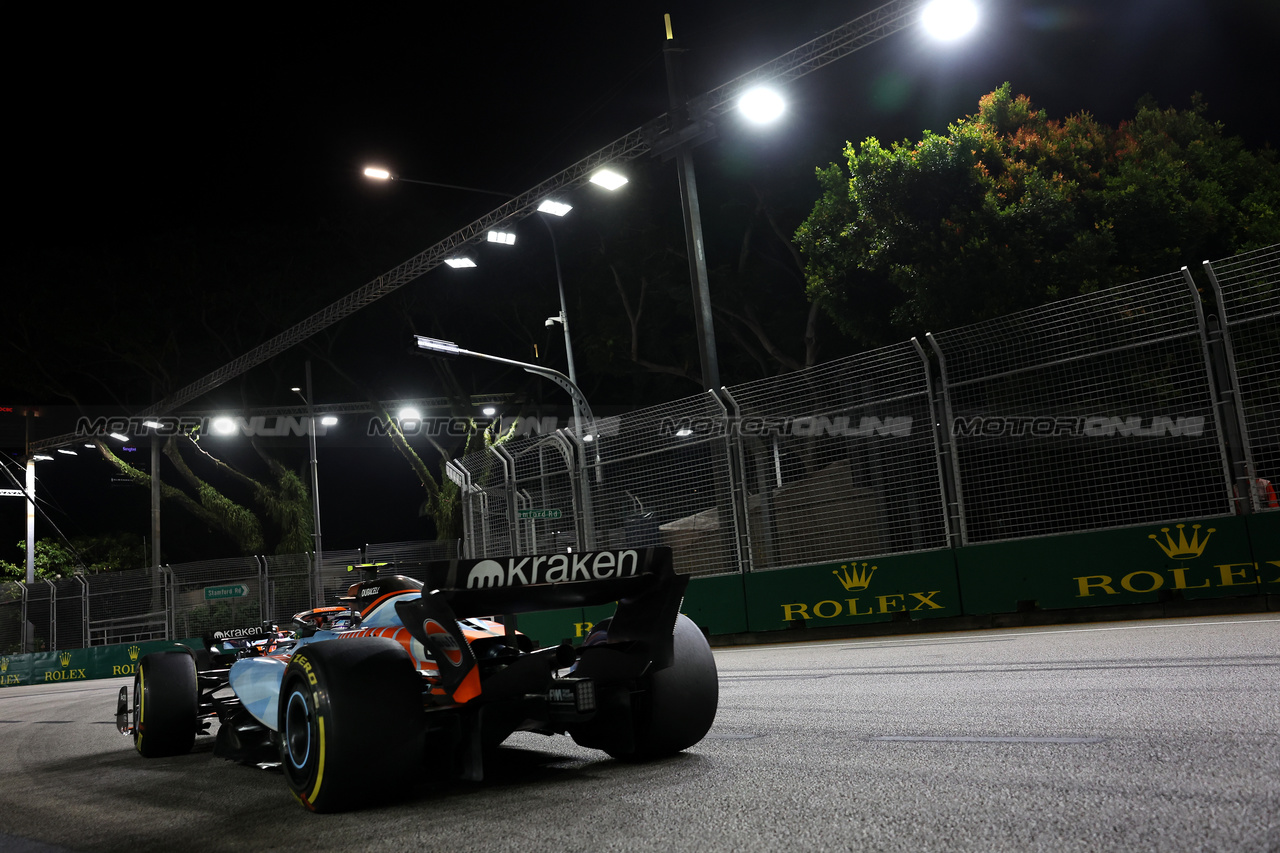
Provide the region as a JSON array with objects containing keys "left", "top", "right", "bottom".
[{"left": 3, "top": 0, "right": 1277, "bottom": 561}]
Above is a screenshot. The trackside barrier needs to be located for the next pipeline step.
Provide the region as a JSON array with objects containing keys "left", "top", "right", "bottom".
[
  {"left": 0, "top": 637, "right": 202, "bottom": 688},
  {"left": 502, "top": 510, "right": 1280, "bottom": 647},
  {"left": 1, "top": 512, "right": 1276, "bottom": 685}
]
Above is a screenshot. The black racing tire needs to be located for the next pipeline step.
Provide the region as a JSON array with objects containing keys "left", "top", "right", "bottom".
[
  {"left": 278, "top": 638, "right": 424, "bottom": 812},
  {"left": 133, "top": 650, "right": 199, "bottom": 758},
  {"left": 609, "top": 614, "right": 718, "bottom": 761}
]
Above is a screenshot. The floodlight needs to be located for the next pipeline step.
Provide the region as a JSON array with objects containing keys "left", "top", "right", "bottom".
[
  {"left": 537, "top": 200, "right": 572, "bottom": 216},
  {"left": 589, "top": 169, "right": 628, "bottom": 190},
  {"left": 739, "top": 87, "right": 785, "bottom": 123},
  {"left": 921, "top": 0, "right": 978, "bottom": 40}
]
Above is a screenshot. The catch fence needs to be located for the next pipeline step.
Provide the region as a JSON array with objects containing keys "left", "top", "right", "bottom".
[
  {"left": 0, "top": 540, "right": 461, "bottom": 655},
  {"left": 451, "top": 244, "right": 1280, "bottom": 572}
]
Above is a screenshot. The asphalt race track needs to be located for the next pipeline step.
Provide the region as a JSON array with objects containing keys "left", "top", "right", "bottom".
[{"left": 1, "top": 614, "right": 1277, "bottom": 852}]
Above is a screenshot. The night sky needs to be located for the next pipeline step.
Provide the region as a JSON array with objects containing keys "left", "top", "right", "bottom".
[{"left": 4, "top": 0, "right": 1277, "bottom": 561}]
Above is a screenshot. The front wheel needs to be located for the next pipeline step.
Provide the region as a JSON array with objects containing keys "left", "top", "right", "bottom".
[
  {"left": 133, "top": 650, "right": 199, "bottom": 758},
  {"left": 278, "top": 638, "right": 424, "bottom": 812}
]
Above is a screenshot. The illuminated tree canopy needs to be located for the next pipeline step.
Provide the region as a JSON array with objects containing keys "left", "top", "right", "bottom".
[{"left": 795, "top": 83, "right": 1280, "bottom": 345}]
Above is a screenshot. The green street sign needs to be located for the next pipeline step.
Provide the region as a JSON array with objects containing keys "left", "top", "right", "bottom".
[
  {"left": 204, "top": 583, "right": 250, "bottom": 601},
  {"left": 518, "top": 508, "right": 563, "bottom": 520}
]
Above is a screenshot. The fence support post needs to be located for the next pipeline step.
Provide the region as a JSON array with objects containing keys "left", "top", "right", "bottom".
[
  {"left": 1201, "top": 260, "right": 1257, "bottom": 512},
  {"left": 493, "top": 444, "right": 520, "bottom": 556},
  {"left": 914, "top": 337, "right": 960, "bottom": 550},
  {"left": 926, "top": 333, "right": 967, "bottom": 547},
  {"left": 714, "top": 387, "right": 752, "bottom": 575}
]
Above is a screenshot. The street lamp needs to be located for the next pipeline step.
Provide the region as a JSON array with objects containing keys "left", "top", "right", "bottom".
[
  {"left": 414, "top": 334, "right": 598, "bottom": 548},
  {"left": 291, "top": 360, "right": 326, "bottom": 606},
  {"left": 363, "top": 167, "right": 595, "bottom": 439}
]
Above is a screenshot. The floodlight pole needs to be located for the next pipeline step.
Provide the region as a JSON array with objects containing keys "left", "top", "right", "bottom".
[
  {"left": 663, "top": 15, "right": 721, "bottom": 392},
  {"left": 25, "top": 457, "right": 35, "bottom": 584},
  {"left": 293, "top": 361, "right": 324, "bottom": 605},
  {"left": 538, "top": 214, "right": 585, "bottom": 438}
]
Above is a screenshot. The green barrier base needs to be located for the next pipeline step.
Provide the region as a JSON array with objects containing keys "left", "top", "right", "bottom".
[
  {"left": 956, "top": 512, "right": 1280, "bottom": 614},
  {"left": 0, "top": 638, "right": 201, "bottom": 688},
  {"left": 743, "top": 549, "right": 960, "bottom": 632}
]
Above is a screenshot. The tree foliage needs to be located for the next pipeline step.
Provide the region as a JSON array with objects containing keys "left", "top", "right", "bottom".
[
  {"left": 95, "top": 434, "right": 312, "bottom": 557},
  {"left": 795, "top": 84, "right": 1280, "bottom": 344},
  {"left": 0, "top": 532, "right": 147, "bottom": 580}
]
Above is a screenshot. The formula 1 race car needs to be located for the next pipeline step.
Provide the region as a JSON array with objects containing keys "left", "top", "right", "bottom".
[{"left": 115, "top": 546, "right": 718, "bottom": 812}]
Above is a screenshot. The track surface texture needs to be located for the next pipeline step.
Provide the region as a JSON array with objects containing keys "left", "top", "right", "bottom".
[{"left": 1, "top": 614, "right": 1277, "bottom": 852}]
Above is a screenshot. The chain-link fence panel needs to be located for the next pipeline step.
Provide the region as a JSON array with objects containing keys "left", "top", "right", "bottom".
[
  {"left": 0, "top": 585, "right": 24, "bottom": 655},
  {"left": 167, "top": 556, "right": 263, "bottom": 639},
  {"left": 725, "top": 340, "right": 947, "bottom": 571},
  {"left": 86, "top": 568, "right": 167, "bottom": 645},
  {"left": 930, "top": 270, "right": 1229, "bottom": 544},
  {"left": 506, "top": 434, "right": 580, "bottom": 555},
  {"left": 581, "top": 394, "right": 740, "bottom": 577},
  {"left": 261, "top": 553, "right": 313, "bottom": 626},
  {"left": 24, "top": 582, "right": 53, "bottom": 653},
  {"left": 364, "top": 539, "right": 461, "bottom": 564},
  {"left": 452, "top": 441, "right": 515, "bottom": 559},
  {"left": 1206, "top": 244, "right": 1280, "bottom": 511},
  {"left": 52, "top": 576, "right": 87, "bottom": 650},
  {"left": 317, "top": 548, "right": 362, "bottom": 607}
]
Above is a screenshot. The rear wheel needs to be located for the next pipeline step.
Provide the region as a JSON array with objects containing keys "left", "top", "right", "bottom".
[
  {"left": 133, "top": 650, "right": 199, "bottom": 758},
  {"left": 573, "top": 614, "right": 718, "bottom": 761},
  {"left": 618, "top": 614, "right": 718, "bottom": 759},
  {"left": 278, "top": 638, "right": 424, "bottom": 812}
]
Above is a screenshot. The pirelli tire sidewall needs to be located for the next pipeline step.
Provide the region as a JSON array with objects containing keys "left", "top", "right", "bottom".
[
  {"left": 133, "top": 649, "right": 199, "bottom": 758},
  {"left": 278, "top": 637, "right": 424, "bottom": 813}
]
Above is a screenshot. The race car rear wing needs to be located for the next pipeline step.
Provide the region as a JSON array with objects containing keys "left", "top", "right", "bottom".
[{"left": 396, "top": 546, "right": 688, "bottom": 683}]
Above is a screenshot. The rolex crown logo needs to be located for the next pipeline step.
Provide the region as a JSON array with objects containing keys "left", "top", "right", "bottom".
[
  {"left": 1148, "top": 523, "right": 1215, "bottom": 559},
  {"left": 1, "top": 657, "right": 8, "bottom": 673},
  {"left": 833, "top": 562, "right": 877, "bottom": 591},
  {"left": 128, "top": 645, "right": 141, "bottom": 662},
  {"left": 58, "top": 651, "right": 72, "bottom": 667}
]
